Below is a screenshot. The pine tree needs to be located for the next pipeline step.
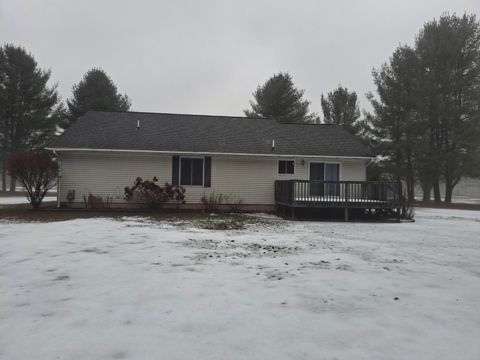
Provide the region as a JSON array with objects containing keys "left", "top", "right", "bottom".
[
  {"left": 365, "top": 13, "right": 480, "bottom": 203},
  {"left": 0, "top": 44, "right": 65, "bottom": 192},
  {"left": 415, "top": 13, "right": 480, "bottom": 203},
  {"left": 321, "top": 86, "right": 360, "bottom": 134},
  {"left": 365, "top": 45, "right": 422, "bottom": 201},
  {"left": 66, "top": 68, "right": 131, "bottom": 124},
  {"left": 244, "top": 72, "right": 317, "bottom": 123}
]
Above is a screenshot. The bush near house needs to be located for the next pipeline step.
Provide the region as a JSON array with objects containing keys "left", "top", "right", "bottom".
[
  {"left": 201, "top": 192, "right": 224, "bottom": 212},
  {"left": 201, "top": 193, "right": 244, "bottom": 213},
  {"left": 6, "top": 152, "right": 58, "bottom": 209},
  {"left": 224, "top": 195, "right": 243, "bottom": 213},
  {"left": 83, "top": 193, "right": 113, "bottom": 209},
  {"left": 124, "top": 177, "right": 185, "bottom": 209}
]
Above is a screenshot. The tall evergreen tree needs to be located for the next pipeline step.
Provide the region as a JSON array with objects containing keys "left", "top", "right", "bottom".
[
  {"left": 244, "top": 72, "right": 317, "bottom": 123},
  {"left": 365, "top": 13, "right": 480, "bottom": 203},
  {"left": 67, "top": 68, "right": 131, "bottom": 124},
  {"left": 365, "top": 45, "right": 423, "bottom": 201},
  {"left": 415, "top": 13, "right": 480, "bottom": 203},
  {"left": 321, "top": 86, "right": 360, "bottom": 134},
  {"left": 0, "top": 44, "right": 65, "bottom": 192}
]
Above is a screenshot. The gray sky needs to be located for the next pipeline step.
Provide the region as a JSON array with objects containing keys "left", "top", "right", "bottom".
[{"left": 1, "top": 0, "right": 479, "bottom": 117}]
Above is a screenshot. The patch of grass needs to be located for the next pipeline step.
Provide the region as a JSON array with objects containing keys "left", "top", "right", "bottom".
[
  {"left": 0, "top": 205, "right": 271, "bottom": 228},
  {"left": 201, "top": 219, "right": 246, "bottom": 230},
  {"left": 191, "top": 213, "right": 280, "bottom": 231},
  {"left": 0, "top": 207, "right": 211, "bottom": 224},
  {"left": 0, "top": 203, "right": 282, "bottom": 232}
]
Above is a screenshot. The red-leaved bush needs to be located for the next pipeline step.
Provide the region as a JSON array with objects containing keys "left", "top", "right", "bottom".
[
  {"left": 7, "top": 152, "right": 58, "bottom": 209},
  {"left": 124, "top": 177, "right": 185, "bottom": 209}
]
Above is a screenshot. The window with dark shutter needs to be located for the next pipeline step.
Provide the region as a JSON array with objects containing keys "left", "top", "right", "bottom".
[
  {"left": 172, "top": 156, "right": 180, "bottom": 185},
  {"left": 278, "top": 160, "right": 295, "bottom": 174},
  {"left": 180, "top": 157, "right": 204, "bottom": 186},
  {"left": 204, "top": 157, "right": 211, "bottom": 187}
]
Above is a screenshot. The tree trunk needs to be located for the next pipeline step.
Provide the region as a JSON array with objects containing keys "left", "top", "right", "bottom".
[
  {"left": 422, "top": 186, "right": 431, "bottom": 201},
  {"left": 1, "top": 155, "right": 6, "bottom": 192},
  {"left": 444, "top": 184, "right": 453, "bottom": 203},
  {"left": 405, "top": 149, "right": 414, "bottom": 201},
  {"left": 406, "top": 168, "right": 415, "bottom": 201},
  {"left": 433, "top": 180, "right": 441, "bottom": 202},
  {"left": 407, "top": 180, "right": 414, "bottom": 202},
  {"left": 444, "top": 175, "right": 458, "bottom": 204},
  {"left": 1, "top": 141, "right": 7, "bottom": 192},
  {"left": 31, "top": 199, "right": 40, "bottom": 209},
  {"left": 9, "top": 176, "right": 16, "bottom": 193},
  {"left": 418, "top": 170, "right": 432, "bottom": 202}
]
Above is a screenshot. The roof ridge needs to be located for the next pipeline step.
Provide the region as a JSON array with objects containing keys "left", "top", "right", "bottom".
[
  {"left": 87, "top": 110, "right": 338, "bottom": 126},
  {"left": 87, "top": 110, "right": 266, "bottom": 120}
]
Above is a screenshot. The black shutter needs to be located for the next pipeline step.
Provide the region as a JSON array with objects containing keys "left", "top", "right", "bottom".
[
  {"left": 204, "top": 157, "right": 211, "bottom": 187},
  {"left": 172, "top": 156, "right": 179, "bottom": 185}
]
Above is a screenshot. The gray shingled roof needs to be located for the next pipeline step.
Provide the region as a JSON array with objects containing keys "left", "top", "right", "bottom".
[{"left": 47, "top": 111, "right": 371, "bottom": 157}]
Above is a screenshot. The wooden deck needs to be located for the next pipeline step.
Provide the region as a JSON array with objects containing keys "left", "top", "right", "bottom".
[{"left": 274, "top": 180, "right": 404, "bottom": 220}]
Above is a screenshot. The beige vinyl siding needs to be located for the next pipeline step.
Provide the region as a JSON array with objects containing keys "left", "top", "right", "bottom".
[
  {"left": 59, "top": 152, "right": 171, "bottom": 204},
  {"left": 58, "top": 151, "right": 367, "bottom": 206},
  {"left": 340, "top": 160, "right": 367, "bottom": 181}
]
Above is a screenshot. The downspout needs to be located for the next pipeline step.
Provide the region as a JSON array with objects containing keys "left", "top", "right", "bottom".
[{"left": 53, "top": 150, "right": 61, "bottom": 208}]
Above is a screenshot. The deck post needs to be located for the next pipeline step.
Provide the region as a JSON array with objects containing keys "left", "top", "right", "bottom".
[
  {"left": 344, "top": 207, "right": 349, "bottom": 222},
  {"left": 396, "top": 207, "right": 401, "bottom": 223}
]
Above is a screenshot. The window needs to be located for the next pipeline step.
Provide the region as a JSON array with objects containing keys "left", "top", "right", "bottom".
[
  {"left": 278, "top": 160, "right": 295, "bottom": 174},
  {"left": 180, "top": 157, "right": 204, "bottom": 186}
]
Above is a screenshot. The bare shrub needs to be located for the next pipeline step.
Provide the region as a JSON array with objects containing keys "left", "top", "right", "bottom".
[
  {"left": 201, "top": 192, "right": 223, "bottom": 212},
  {"left": 7, "top": 152, "right": 58, "bottom": 209},
  {"left": 224, "top": 195, "right": 243, "bottom": 213},
  {"left": 83, "top": 193, "right": 113, "bottom": 209},
  {"left": 67, "top": 190, "right": 75, "bottom": 205}
]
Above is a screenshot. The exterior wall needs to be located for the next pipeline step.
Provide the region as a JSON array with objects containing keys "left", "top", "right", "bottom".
[{"left": 57, "top": 151, "right": 367, "bottom": 207}]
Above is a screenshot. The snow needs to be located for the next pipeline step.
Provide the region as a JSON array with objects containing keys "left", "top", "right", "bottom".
[
  {"left": 0, "top": 196, "right": 56, "bottom": 205},
  {"left": 0, "top": 208, "right": 479, "bottom": 360}
]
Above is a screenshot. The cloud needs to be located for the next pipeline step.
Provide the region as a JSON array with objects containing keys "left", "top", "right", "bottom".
[{"left": 1, "top": 0, "right": 478, "bottom": 116}]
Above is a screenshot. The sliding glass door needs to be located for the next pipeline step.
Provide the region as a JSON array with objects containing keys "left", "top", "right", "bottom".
[{"left": 309, "top": 163, "right": 340, "bottom": 197}]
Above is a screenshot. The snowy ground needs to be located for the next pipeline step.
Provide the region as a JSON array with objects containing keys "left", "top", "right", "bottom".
[
  {"left": 0, "top": 196, "right": 56, "bottom": 205},
  {"left": 0, "top": 209, "right": 479, "bottom": 360}
]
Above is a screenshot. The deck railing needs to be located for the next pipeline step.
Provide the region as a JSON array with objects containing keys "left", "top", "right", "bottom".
[{"left": 274, "top": 180, "right": 404, "bottom": 209}]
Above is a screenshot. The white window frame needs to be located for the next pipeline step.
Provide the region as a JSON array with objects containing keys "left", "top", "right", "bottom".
[
  {"left": 179, "top": 156, "right": 205, "bottom": 187},
  {"left": 277, "top": 159, "right": 295, "bottom": 175}
]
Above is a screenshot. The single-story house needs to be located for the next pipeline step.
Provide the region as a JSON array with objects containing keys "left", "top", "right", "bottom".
[{"left": 47, "top": 111, "right": 395, "bottom": 213}]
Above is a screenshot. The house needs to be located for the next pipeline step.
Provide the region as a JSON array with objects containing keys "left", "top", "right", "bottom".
[{"left": 46, "top": 111, "right": 401, "bottom": 215}]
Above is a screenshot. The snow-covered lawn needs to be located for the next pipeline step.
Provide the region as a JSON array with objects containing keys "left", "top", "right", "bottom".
[
  {"left": 0, "top": 196, "right": 56, "bottom": 205},
  {"left": 0, "top": 209, "right": 479, "bottom": 360}
]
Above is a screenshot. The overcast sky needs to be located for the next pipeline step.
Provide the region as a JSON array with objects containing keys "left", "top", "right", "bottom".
[{"left": 1, "top": 0, "right": 479, "bottom": 117}]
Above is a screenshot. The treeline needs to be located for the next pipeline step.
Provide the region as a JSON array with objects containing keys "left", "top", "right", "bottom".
[
  {"left": 363, "top": 13, "right": 480, "bottom": 203},
  {"left": 244, "top": 72, "right": 361, "bottom": 131},
  {"left": 0, "top": 45, "right": 130, "bottom": 191},
  {"left": 1, "top": 12, "right": 479, "bottom": 202},
  {"left": 243, "top": 13, "right": 480, "bottom": 203}
]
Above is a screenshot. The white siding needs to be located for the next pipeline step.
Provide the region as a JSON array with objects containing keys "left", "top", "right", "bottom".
[
  {"left": 59, "top": 152, "right": 171, "bottom": 204},
  {"left": 58, "top": 151, "right": 367, "bottom": 206},
  {"left": 340, "top": 160, "right": 367, "bottom": 181}
]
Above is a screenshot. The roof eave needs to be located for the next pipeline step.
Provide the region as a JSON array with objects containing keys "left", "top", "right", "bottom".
[{"left": 45, "top": 147, "right": 374, "bottom": 160}]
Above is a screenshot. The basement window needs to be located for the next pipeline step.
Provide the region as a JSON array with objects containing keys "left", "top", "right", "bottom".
[
  {"left": 180, "top": 157, "right": 204, "bottom": 186},
  {"left": 278, "top": 160, "right": 295, "bottom": 175}
]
